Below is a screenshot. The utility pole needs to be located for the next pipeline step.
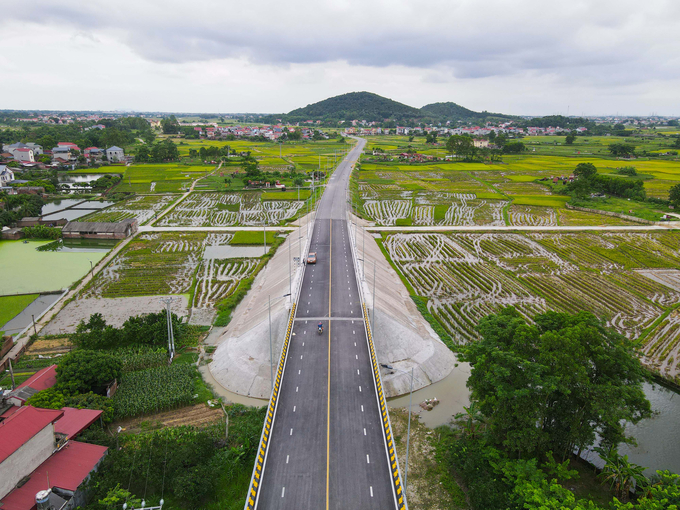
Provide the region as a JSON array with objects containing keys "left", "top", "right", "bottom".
[
  {"left": 263, "top": 217, "right": 267, "bottom": 254},
  {"left": 160, "top": 298, "right": 175, "bottom": 360},
  {"left": 31, "top": 315, "right": 37, "bottom": 336},
  {"left": 8, "top": 358, "right": 16, "bottom": 389}
]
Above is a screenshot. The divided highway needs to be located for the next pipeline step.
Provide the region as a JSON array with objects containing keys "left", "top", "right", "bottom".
[{"left": 251, "top": 138, "right": 402, "bottom": 509}]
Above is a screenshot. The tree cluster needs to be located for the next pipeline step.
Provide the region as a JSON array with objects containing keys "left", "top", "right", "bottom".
[
  {"left": 609, "top": 143, "right": 637, "bottom": 157},
  {"left": 0, "top": 193, "right": 43, "bottom": 228},
  {"left": 438, "top": 307, "right": 671, "bottom": 509},
  {"left": 568, "top": 163, "right": 646, "bottom": 200},
  {"left": 135, "top": 139, "right": 180, "bottom": 163},
  {"left": 71, "top": 311, "right": 187, "bottom": 351}
]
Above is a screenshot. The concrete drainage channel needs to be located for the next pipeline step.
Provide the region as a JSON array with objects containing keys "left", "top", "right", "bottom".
[{"left": 347, "top": 212, "right": 409, "bottom": 510}]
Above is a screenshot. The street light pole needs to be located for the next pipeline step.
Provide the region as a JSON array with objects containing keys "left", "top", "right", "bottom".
[
  {"left": 268, "top": 293, "right": 291, "bottom": 394},
  {"left": 380, "top": 364, "right": 414, "bottom": 493},
  {"left": 268, "top": 294, "right": 273, "bottom": 393},
  {"left": 362, "top": 226, "right": 365, "bottom": 280},
  {"left": 372, "top": 261, "right": 376, "bottom": 334}
]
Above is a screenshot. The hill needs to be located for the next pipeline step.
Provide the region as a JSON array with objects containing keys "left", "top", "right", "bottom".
[
  {"left": 420, "top": 102, "right": 516, "bottom": 122},
  {"left": 286, "top": 92, "right": 421, "bottom": 122}
]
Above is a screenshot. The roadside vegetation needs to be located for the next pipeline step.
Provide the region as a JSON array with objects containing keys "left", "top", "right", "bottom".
[{"left": 435, "top": 307, "right": 680, "bottom": 510}]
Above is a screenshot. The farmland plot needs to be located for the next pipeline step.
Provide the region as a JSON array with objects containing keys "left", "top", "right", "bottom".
[
  {"left": 383, "top": 232, "right": 680, "bottom": 367},
  {"left": 641, "top": 310, "right": 680, "bottom": 380},
  {"left": 442, "top": 196, "right": 507, "bottom": 226},
  {"left": 158, "top": 192, "right": 241, "bottom": 227},
  {"left": 157, "top": 191, "right": 305, "bottom": 226},
  {"left": 81, "top": 194, "right": 176, "bottom": 225},
  {"left": 508, "top": 205, "right": 558, "bottom": 226},
  {"left": 363, "top": 200, "right": 412, "bottom": 225}
]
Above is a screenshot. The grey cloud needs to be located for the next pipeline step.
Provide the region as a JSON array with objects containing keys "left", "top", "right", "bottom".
[{"left": 3, "top": 0, "right": 680, "bottom": 86}]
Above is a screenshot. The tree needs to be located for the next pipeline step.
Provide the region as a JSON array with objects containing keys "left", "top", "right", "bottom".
[
  {"left": 161, "top": 115, "right": 179, "bottom": 134},
  {"left": 461, "top": 307, "right": 651, "bottom": 460},
  {"left": 565, "top": 133, "right": 576, "bottom": 145},
  {"left": 574, "top": 162, "right": 597, "bottom": 179},
  {"left": 135, "top": 144, "right": 149, "bottom": 163},
  {"left": 596, "top": 448, "right": 648, "bottom": 503},
  {"left": 57, "top": 350, "right": 123, "bottom": 395},
  {"left": 669, "top": 184, "right": 680, "bottom": 206},
  {"left": 609, "top": 143, "right": 636, "bottom": 157},
  {"left": 446, "top": 135, "right": 477, "bottom": 160},
  {"left": 503, "top": 141, "right": 526, "bottom": 154}
]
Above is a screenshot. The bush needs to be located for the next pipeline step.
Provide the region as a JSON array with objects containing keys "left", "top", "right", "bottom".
[
  {"left": 57, "top": 349, "right": 123, "bottom": 395},
  {"left": 23, "top": 225, "right": 62, "bottom": 240}
]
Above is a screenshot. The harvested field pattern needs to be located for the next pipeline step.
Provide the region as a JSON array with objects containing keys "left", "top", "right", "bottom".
[
  {"left": 158, "top": 191, "right": 304, "bottom": 226},
  {"left": 81, "top": 194, "right": 176, "bottom": 225},
  {"left": 83, "top": 232, "right": 260, "bottom": 324},
  {"left": 508, "top": 205, "right": 558, "bottom": 226},
  {"left": 383, "top": 232, "right": 680, "bottom": 381}
]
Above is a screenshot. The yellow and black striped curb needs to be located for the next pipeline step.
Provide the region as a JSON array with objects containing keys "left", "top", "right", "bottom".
[
  {"left": 363, "top": 302, "right": 408, "bottom": 510},
  {"left": 244, "top": 302, "right": 297, "bottom": 510}
]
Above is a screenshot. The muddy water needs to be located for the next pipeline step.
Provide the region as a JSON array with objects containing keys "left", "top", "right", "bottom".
[
  {"left": 389, "top": 366, "right": 680, "bottom": 476},
  {"left": 388, "top": 364, "right": 471, "bottom": 428}
]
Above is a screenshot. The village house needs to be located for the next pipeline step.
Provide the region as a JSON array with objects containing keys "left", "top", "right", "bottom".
[
  {"left": 105, "top": 146, "right": 124, "bottom": 163},
  {"left": 0, "top": 166, "right": 15, "bottom": 187},
  {"left": 12, "top": 148, "right": 34, "bottom": 163},
  {"left": 0, "top": 405, "right": 107, "bottom": 510},
  {"left": 51, "top": 146, "right": 72, "bottom": 160},
  {"left": 62, "top": 218, "right": 138, "bottom": 239}
]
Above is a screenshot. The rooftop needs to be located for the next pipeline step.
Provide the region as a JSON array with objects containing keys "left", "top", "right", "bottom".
[
  {"left": 63, "top": 219, "right": 136, "bottom": 234},
  {"left": 0, "top": 406, "right": 63, "bottom": 464},
  {"left": 54, "top": 407, "right": 103, "bottom": 439},
  {"left": 0, "top": 440, "right": 108, "bottom": 510}
]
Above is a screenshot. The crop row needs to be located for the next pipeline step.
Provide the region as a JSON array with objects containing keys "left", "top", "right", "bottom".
[
  {"left": 113, "top": 364, "right": 195, "bottom": 419},
  {"left": 193, "top": 258, "right": 257, "bottom": 309}
]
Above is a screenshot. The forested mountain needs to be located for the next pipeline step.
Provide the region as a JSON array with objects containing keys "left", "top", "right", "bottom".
[
  {"left": 280, "top": 92, "right": 515, "bottom": 124},
  {"left": 420, "top": 102, "right": 515, "bottom": 122},
  {"left": 285, "top": 92, "right": 421, "bottom": 122}
]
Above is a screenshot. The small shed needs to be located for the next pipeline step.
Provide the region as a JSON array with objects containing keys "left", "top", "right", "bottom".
[{"left": 62, "top": 219, "right": 138, "bottom": 240}]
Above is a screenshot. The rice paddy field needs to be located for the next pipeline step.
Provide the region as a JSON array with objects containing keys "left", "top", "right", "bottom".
[
  {"left": 156, "top": 191, "right": 307, "bottom": 227},
  {"left": 176, "top": 138, "right": 352, "bottom": 173},
  {"left": 114, "top": 164, "right": 215, "bottom": 193},
  {"left": 80, "top": 194, "right": 177, "bottom": 225},
  {"left": 354, "top": 135, "right": 680, "bottom": 225},
  {"left": 380, "top": 231, "right": 680, "bottom": 383},
  {"left": 81, "top": 231, "right": 272, "bottom": 324}
]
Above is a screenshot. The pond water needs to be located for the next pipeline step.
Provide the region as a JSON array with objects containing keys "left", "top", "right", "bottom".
[
  {"left": 41, "top": 199, "right": 85, "bottom": 215},
  {"left": 42, "top": 209, "right": 91, "bottom": 221},
  {"left": 392, "top": 365, "right": 680, "bottom": 477},
  {"left": 0, "top": 240, "right": 112, "bottom": 295},
  {"left": 72, "top": 200, "right": 114, "bottom": 210},
  {"left": 57, "top": 173, "right": 115, "bottom": 183},
  {"left": 203, "top": 245, "right": 267, "bottom": 259}
]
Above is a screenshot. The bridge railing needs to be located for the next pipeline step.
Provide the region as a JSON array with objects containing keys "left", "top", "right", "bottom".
[
  {"left": 347, "top": 213, "right": 408, "bottom": 510},
  {"left": 243, "top": 302, "right": 297, "bottom": 510}
]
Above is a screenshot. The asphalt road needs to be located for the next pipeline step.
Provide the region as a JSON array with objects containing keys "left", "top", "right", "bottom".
[{"left": 256, "top": 139, "right": 397, "bottom": 509}]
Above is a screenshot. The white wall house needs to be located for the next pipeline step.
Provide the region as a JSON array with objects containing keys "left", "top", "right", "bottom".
[
  {"left": 12, "top": 148, "right": 34, "bottom": 162},
  {"left": 0, "top": 166, "right": 15, "bottom": 186},
  {"left": 106, "top": 146, "right": 124, "bottom": 163}
]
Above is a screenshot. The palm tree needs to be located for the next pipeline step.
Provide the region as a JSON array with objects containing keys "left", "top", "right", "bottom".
[
  {"left": 453, "top": 401, "right": 486, "bottom": 439},
  {"left": 595, "top": 447, "right": 648, "bottom": 503}
]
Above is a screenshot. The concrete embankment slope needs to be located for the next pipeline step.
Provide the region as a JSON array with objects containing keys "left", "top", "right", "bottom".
[
  {"left": 208, "top": 215, "right": 313, "bottom": 398},
  {"left": 350, "top": 214, "right": 466, "bottom": 397}
]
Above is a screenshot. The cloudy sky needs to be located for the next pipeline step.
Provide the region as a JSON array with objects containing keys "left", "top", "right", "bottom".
[{"left": 2, "top": 0, "right": 679, "bottom": 116}]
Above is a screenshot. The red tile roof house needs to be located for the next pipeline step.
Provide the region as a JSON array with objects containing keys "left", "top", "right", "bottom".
[
  {"left": 0, "top": 406, "right": 107, "bottom": 510},
  {"left": 6, "top": 365, "right": 57, "bottom": 407}
]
